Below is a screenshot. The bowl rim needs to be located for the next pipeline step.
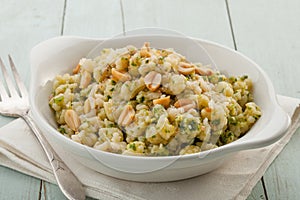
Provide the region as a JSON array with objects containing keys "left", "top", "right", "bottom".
[{"left": 29, "top": 35, "right": 291, "bottom": 162}]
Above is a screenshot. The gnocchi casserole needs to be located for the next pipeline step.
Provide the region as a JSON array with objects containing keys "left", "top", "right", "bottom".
[{"left": 49, "top": 42, "right": 261, "bottom": 156}]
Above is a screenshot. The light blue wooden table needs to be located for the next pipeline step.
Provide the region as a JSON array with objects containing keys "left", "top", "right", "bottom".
[{"left": 0, "top": 0, "right": 299, "bottom": 199}]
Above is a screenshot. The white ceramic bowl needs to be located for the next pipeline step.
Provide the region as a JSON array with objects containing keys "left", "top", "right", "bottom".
[{"left": 30, "top": 35, "right": 290, "bottom": 182}]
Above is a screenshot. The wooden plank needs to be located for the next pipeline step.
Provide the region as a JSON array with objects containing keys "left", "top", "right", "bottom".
[
  {"left": 0, "top": 0, "right": 65, "bottom": 199},
  {"left": 246, "top": 179, "right": 267, "bottom": 200},
  {"left": 42, "top": 0, "right": 124, "bottom": 199},
  {"left": 122, "top": 0, "right": 233, "bottom": 47},
  {"left": 63, "top": 0, "right": 123, "bottom": 37},
  {"left": 228, "top": 0, "right": 300, "bottom": 199},
  {"left": 40, "top": 182, "right": 67, "bottom": 200},
  {"left": 0, "top": 0, "right": 65, "bottom": 127},
  {"left": 44, "top": 0, "right": 268, "bottom": 199},
  {"left": 123, "top": 0, "right": 266, "bottom": 198},
  {"left": 227, "top": 0, "right": 300, "bottom": 99},
  {"left": 0, "top": 0, "right": 65, "bottom": 88},
  {"left": 0, "top": 166, "right": 41, "bottom": 199},
  {"left": 263, "top": 129, "right": 300, "bottom": 200}
]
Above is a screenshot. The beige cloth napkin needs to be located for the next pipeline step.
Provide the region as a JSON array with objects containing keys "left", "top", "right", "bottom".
[{"left": 0, "top": 95, "right": 299, "bottom": 200}]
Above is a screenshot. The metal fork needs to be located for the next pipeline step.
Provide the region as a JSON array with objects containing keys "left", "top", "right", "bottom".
[{"left": 0, "top": 56, "right": 85, "bottom": 200}]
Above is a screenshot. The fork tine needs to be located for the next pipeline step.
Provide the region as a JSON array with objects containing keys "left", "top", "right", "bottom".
[
  {"left": 8, "top": 55, "right": 28, "bottom": 98},
  {"left": 0, "top": 57, "right": 19, "bottom": 98},
  {"left": 0, "top": 58, "right": 13, "bottom": 100}
]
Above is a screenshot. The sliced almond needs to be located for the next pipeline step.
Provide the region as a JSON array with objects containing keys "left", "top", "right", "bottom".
[
  {"left": 179, "top": 62, "right": 193, "bottom": 68},
  {"left": 120, "top": 54, "right": 130, "bottom": 70},
  {"left": 174, "top": 98, "right": 196, "bottom": 112},
  {"left": 156, "top": 49, "right": 169, "bottom": 57},
  {"left": 73, "top": 64, "right": 81, "bottom": 74},
  {"left": 177, "top": 62, "right": 195, "bottom": 75},
  {"left": 130, "top": 78, "right": 146, "bottom": 99},
  {"left": 178, "top": 67, "right": 195, "bottom": 75},
  {"left": 174, "top": 99, "right": 194, "bottom": 108},
  {"left": 64, "top": 109, "right": 81, "bottom": 131},
  {"left": 140, "top": 48, "right": 151, "bottom": 58},
  {"left": 80, "top": 71, "right": 92, "bottom": 88},
  {"left": 139, "top": 42, "right": 151, "bottom": 57},
  {"left": 111, "top": 68, "right": 131, "bottom": 82},
  {"left": 181, "top": 104, "right": 196, "bottom": 112},
  {"left": 197, "top": 94, "right": 209, "bottom": 109},
  {"left": 118, "top": 105, "right": 135, "bottom": 126},
  {"left": 143, "top": 42, "right": 150, "bottom": 48},
  {"left": 195, "top": 65, "right": 214, "bottom": 76},
  {"left": 201, "top": 107, "right": 212, "bottom": 120},
  {"left": 116, "top": 54, "right": 130, "bottom": 71},
  {"left": 153, "top": 96, "right": 171, "bottom": 108},
  {"left": 130, "top": 84, "right": 146, "bottom": 99},
  {"left": 83, "top": 99, "right": 91, "bottom": 114},
  {"left": 144, "top": 71, "right": 161, "bottom": 92},
  {"left": 94, "top": 64, "right": 111, "bottom": 82},
  {"left": 103, "top": 101, "right": 114, "bottom": 121}
]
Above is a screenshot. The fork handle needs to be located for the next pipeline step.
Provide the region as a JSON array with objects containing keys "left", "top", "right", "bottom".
[{"left": 22, "top": 114, "right": 85, "bottom": 200}]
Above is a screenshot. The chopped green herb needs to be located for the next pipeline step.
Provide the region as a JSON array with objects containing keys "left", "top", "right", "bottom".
[
  {"left": 107, "top": 123, "right": 114, "bottom": 128},
  {"left": 158, "top": 57, "right": 164, "bottom": 64},
  {"left": 131, "top": 62, "right": 137, "bottom": 66},
  {"left": 58, "top": 127, "right": 66, "bottom": 134},
  {"left": 179, "top": 117, "right": 200, "bottom": 134},
  {"left": 211, "top": 119, "right": 221, "bottom": 126},
  {"left": 253, "top": 115, "right": 261, "bottom": 120},
  {"left": 228, "top": 116, "right": 238, "bottom": 125},
  {"left": 186, "top": 74, "right": 193, "bottom": 80},
  {"left": 240, "top": 75, "right": 248, "bottom": 81},
  {"left": 129, "top": 143, "right": 136, "bottom": 151},
  {"left": 220, "top": 131, "right": 235, "bottom": 144},
  {"left": 54, "top": 95, "right": 64, "bottom": 104},
  {"left": 228, "top": 77, "right": 237, "bottom": 83},
  {"left": 138, "top": 136, "right": 146, "bottom": 142}
]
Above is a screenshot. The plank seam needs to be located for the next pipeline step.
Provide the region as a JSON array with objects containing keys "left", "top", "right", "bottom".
[
  {"left": 261, "top": 177, "right": 269, "bottom": 200},
  {"left": 60, "top": 0, "right": 68, "bottom": 35},
  {"left": 38, "top": 180, "right": 43, "bottom": 200},
  {"left": 43, "top": 181, "right": 48, "bottom": 200},
  {"left": 225, "top": 0, "right": 237, "bottom": 50},
  {"left": 119, "top": 0, "right": 126, "bottom": 36}
]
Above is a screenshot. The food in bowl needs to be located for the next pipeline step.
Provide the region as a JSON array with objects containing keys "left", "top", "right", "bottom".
[{"left": 49, "top": 42, "right": 261, "bottom": 156}]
